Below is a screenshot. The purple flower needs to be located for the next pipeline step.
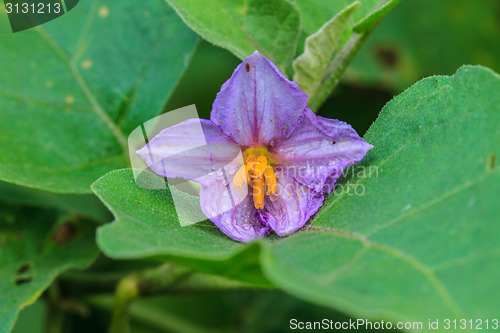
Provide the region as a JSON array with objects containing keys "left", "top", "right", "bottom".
[{"left": 138, "top": 52, "right": 372, "bottom": 242}]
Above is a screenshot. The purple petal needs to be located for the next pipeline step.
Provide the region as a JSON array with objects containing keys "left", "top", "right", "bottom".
[
  {"left": 259, "top": 169, "right": 324, "bottom": 236},
  {"left": 137, "top": 119, "right": 241, "bottom": 186},
  {"left": 200, "top": 178, "right": 269, "bottom": 242},
  {"left": 211, "top": 51, "right": 308, "bottom": 147},
  {"left": 270, "top": 108, "right": 373, "bottom": 193}
]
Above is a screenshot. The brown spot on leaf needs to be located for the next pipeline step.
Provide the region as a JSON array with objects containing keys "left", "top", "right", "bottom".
[
  {"left": 65, "top": 95, "right": 74, "bottom": 104},
  {"left": 487, "top": 154, "right": 497, "bottom": 172},
  {"left": 81, "top": 60, "right": 93, "bottom": 69},
  {"left": 15, "top": 276, "right": 32, "bottom": 286},
  {"left": 374, "top": 45, "right": 399, "bottom": 69},
  {"left": 17, "top": 263, "right": 32, "bottom": 274},
  {"left": 98, "top": 5, "right": 109, "bottom": 18},
  {"left": 245, "top": 63, "right": 250, "bottom": 72},
  {"left": 52, "top": 221, "right": 77, "bottom": 245}
]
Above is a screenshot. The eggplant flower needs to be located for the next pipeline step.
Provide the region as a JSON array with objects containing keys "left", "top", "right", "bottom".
[{"left": 138, "top": 52, "right": 372, "bottom": 242}]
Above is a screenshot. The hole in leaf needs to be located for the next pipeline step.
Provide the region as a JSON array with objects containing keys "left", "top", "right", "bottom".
[
  {"left": 16, "top": 263, "right": 32, "bottom": 274},
  {"left": 374, "top": 45, "right": 399, "bottom": 69},
  {"left": 15, "top": 276, "right": 33, "bottom": 286},
  {"left": 487, "top": 154, "right": 497, "bottom": 172},
  {"left": 52, "top": 221, "right": 77, "bottom": 244}
]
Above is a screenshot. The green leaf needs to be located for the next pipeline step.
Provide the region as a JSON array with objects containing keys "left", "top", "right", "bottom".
[
  {"left": 352, "top": 0, "right": 401, "bottom": 33},
  {"left": 164, "top": 0, "right": 301, "bottom": 72},
  {"left": 347, "top": 0, "right": 500, "bottom": 91},
  {"left": 0, "top": 0, "right": 198, "bottom": 194},
  {"left": 292, "top": 2, "right": 360, "bottom": 100},
  {"left": 94, "top": 66, "right": 500, "bottom": 324},
  {"left": 294, "top": 0, "right": 381, "bottom": 36},
  {"left": 292, "top": 0, "right": 401, "bottom": 110},
  {"left": 10, "top": 300, "right": 45, "bottom": 333},
  {"left": 92, "top": 170, "right": 270, "bottom": 287},
  {"left": 263, "top": 65, "right": 500, "bottom": 321},
  {"left": 0, "top": 181, "right": 111, "bottom": 222},
  {"left": 0, "top": 205, "right": 98, "bottom": 333}
]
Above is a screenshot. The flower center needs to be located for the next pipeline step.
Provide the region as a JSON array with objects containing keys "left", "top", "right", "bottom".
[{"left": 233, "top": 152, "right": 277, "bottom": 210}]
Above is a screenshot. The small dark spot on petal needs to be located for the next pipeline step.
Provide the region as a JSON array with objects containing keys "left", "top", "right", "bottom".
[
  {"left": 487, "top": 154, "right": 497, "bottom": 172},
  {"left": 15, "top": 276, "right": 33, "bottom": 286},
  {"left": 52, "top": 221, "right": 77, "bottom": 245},
  {"left": 17, "top": 263, "right": 32, "bottom": 274},
  {"left": 245, "top": 63, "right": 250, "bottom": 72},
  {"left": 332, "top": 141, "right": 336, "bottom": 145},
  {"left": 268, "top": 140, "right": 275, "bottom": 147},
  {"left": 374, "top": 45, "right": 399, "bottom": 69}
]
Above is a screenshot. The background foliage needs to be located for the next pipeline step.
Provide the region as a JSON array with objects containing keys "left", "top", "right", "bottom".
[{"left": 1, "top": 0, "right": 499, "bottom": 332}]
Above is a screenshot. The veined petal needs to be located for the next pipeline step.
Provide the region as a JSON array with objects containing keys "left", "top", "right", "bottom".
[
  {"left": 200, "top": 178, "right": 269, "bottom": 242},
  {"left": 211, "top": 52, "right": 308, "bottom": 147},
  {"left": 137, "top": 119, "right": 241, "bottom": 186},
  {"left": 259, "top": 169, "right": 324, "bottom": 236},
  {"left": 271, "top": 108, "right": 373, "bottom": 192}
]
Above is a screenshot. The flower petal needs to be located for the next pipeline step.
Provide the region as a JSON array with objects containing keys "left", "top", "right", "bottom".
[
  {"left": 211, "top": 51, "right": 308, "bottom": 147},
  {"left": 137, "top": 119, "right": 241, "bottom": 186},
  {"left": 271, "top": 108, "right": 373, "bottom": 192},
  {"left": 200, "top": 178, "right": 269, "bottom": 242},
  {"left": 259, "top": 169, "right": 324, "bottom": 236}
]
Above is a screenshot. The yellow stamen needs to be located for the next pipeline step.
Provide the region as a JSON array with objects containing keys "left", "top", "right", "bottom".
[
  {"left": 233, "top": 164, "right": 247, "bottom": 190},
  {"left": 233, "top": 155, "right": 255, "bottom": 189},
  {"left": 264, "top": 166, "right": 277, "bottom": 195},
  {"left": 251, "top": 156, "right": 267, "bottom": 209},
  {"left": 252, "top": 176, "right": 265, "bottom": 209},
  {"left": 252, "top": 156, "right": 268, "bottom": 178},
  {"left": 244, "top": 155, "right": 255, "bottom": 182},
  {"left": 231, "top": 154, "right": 278, "bottom": 210}
]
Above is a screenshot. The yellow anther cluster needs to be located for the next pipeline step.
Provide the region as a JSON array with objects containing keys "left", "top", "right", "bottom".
[{"left": 233, "top": 154, "right": 277, "bottom": 209}]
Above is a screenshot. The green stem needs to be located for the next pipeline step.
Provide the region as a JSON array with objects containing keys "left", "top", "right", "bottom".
[
  {"left": 45, "top": 283, "right": 65, "bottom": 333},
  {"left": 110, "top": 276, "right": 139, "bottom": 333},
  {"left": 109, "top": 264, "right": 260, "bottom": 333}
]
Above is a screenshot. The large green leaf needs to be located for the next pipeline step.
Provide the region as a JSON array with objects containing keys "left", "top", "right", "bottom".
[
  {"left": 263, "top": 65, "right": 500, "bottom": 323},
  {"left": 0, "top": 0, "right": 198, "bottom": 193},
  {"left": 347, "top": 0, "right": 500, "bottom": 91},
  {"left": 164, "top": 0, "right": 301, "bottom": 72},
  {"left": 93, "top": 66, "right": 500, "bottom": 326},
  {"left": 0, "top": 205, "right": 99, "bottom": 333}
]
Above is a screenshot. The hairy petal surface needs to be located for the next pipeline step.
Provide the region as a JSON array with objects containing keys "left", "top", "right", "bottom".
[
  {"left": 259, "top": 169, "right": 324, "bottom": 236},
  {"left": 137, "top": 119, "right": 241, "bottom": 186},
  {"left": 200, "top": 178, "right": 269, "bottom": 242},
  {"left": 271, "top": 108, "right": 373, "bottom": 192},
  {"left": 211, "top": 52, "right": 308, "bottom": 147}
]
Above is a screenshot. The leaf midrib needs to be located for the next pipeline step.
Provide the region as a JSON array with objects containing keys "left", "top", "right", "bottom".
[{"left": 35, "top": 26, "right": 128, "bottom": 152}]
